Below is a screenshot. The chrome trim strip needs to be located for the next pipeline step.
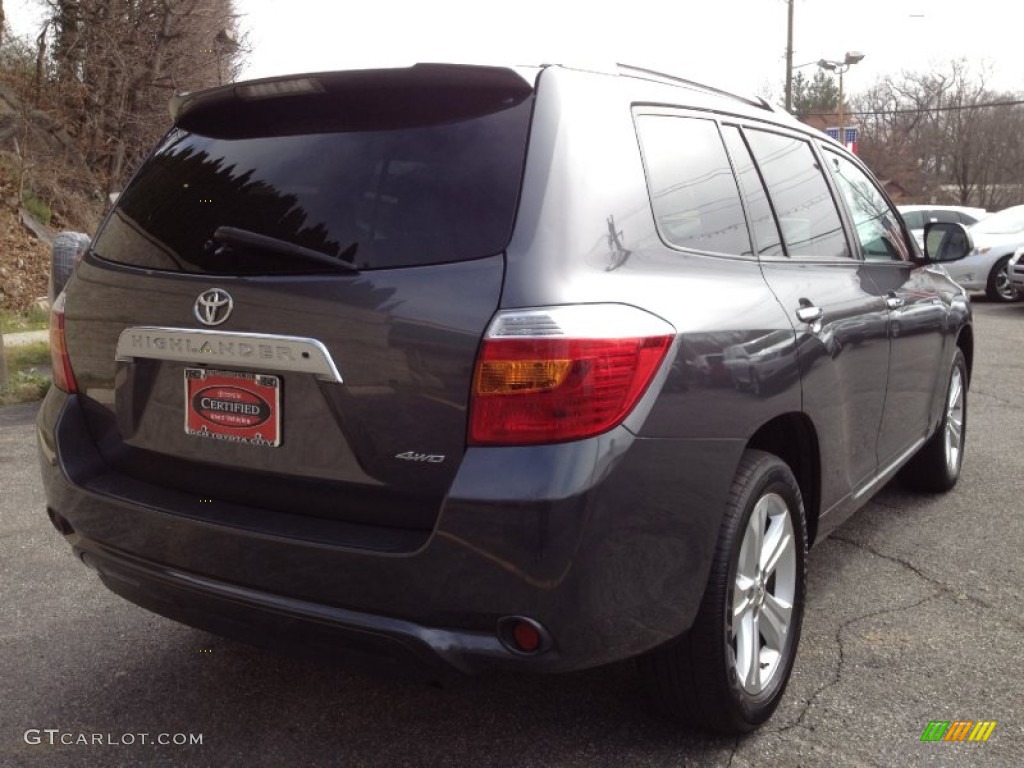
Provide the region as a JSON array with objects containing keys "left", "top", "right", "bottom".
[
  {"left": 114, "top": 326, "right": 343, "bottom": 383},
  {"left": 852, "top": 437, "right": 926, "bottom": 501}
]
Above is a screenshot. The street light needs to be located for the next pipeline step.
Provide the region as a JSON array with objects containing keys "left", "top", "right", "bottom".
[{"left": 818, "top": 51, "right": 865, "bottom": 151}]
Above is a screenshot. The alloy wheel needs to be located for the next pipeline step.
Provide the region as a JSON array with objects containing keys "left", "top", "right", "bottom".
[
  {"left": 994, "top": 264, "right": 1019, "bottom": 301},
  {"left": 944, "top": 366, "right": 965, "bottom": 476},
  {"left": 730, "top": 492, "right": 797, "bottom": 695}
]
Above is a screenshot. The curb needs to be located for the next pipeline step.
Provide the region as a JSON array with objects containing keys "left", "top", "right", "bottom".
[{"left": 2, "top": 330, "right": 49, "bottom": 347}]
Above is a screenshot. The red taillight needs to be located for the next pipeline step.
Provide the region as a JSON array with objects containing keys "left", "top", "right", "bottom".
[
  {"left": 469, "top": 306, "right": 674, "bottom": 445},
  {"left": 49, "top": 293, "right": 78, "bottom": 393}
]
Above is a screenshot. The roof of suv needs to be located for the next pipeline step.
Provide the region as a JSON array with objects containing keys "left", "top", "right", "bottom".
[{"left": 170, "top": 62, "right": 799, "bottom": 135}]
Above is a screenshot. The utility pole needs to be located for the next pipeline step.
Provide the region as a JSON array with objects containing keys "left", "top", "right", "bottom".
[{"left": 784, "top": 0, "right": 794, "bottom": 112}]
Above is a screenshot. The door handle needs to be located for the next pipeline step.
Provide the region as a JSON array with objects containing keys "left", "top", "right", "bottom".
[
  {"left": 796, "top": 305, "right": 824, "bottom": 324},
  {"left": 885, "top": 295, "right": 905, "bottom": 310}
]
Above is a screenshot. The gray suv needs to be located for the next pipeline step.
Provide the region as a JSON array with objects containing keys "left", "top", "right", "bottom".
[{"left": 37, "top": 63, "right": 974, "bottom": 734}]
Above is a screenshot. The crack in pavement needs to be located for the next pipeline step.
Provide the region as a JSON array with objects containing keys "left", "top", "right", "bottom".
[
  {"left": 762, "top": 532, "right": 1023, "bottom": 748},
  {"left": 831, "top": 534, "right": 1024, "bottom": 632},
  {"left": 970, "top": 388, "right": 1020, "bottom": 409},
  {"left": 768, "top": 586, "right": 944, "bottom": 740},
  {"left": 725, "top": 737, "right": 740, "bottom": 767}
]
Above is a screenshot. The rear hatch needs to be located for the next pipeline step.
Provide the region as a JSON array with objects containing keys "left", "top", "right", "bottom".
[{"left": 63, "top": 64, "right": 535, "bottom": 538}]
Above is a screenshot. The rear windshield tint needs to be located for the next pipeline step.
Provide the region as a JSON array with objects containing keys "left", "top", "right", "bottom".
[{"left": 92, "top": 98, "right": 532, "bottom": 274}]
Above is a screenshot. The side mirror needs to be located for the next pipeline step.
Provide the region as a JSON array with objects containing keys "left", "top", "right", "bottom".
[{"left": 923, "top": 221, "right": 973, "bottom": 263}]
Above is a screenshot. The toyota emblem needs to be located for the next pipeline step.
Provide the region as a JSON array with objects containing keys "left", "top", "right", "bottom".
[{"left": 194, "top": 288, "right": 233, "bottom": 326}]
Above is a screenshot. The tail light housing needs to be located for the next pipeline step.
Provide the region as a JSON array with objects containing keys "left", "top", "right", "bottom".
[
  {"left": 49, "top": 292, "right": 78, "bottom": 393},
  {"left": 469, "top": 305, "right": 675, "bottom": 445}
]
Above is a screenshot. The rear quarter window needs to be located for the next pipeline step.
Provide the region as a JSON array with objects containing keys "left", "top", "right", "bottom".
[{"left": 635, "top": 115, "right": 752, "bottom": 256}]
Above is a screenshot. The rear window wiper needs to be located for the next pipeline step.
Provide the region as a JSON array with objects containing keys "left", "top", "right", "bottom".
[{"left": 212, "top": 226, "right": 359, "bottom": 273}]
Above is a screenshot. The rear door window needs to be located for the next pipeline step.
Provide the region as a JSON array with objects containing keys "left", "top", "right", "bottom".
[
  {"left": 743, "top": 129, "right": 849, "bottom": 259},
  {"left": 635, "top": 115, "right": 752, "bottom": 256},
  {"left": 92, "top": 98, "right": 533, "bottom": 274}
]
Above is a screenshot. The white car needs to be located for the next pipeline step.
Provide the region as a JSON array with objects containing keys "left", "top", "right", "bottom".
[
  {"left": 937, "top": 205, "right": 1024, "bottom": 302},
  {"left": 898, "top": 205, "right": 988, "bottom": 249},
  {"left": 1008, "top": 248, "right": 1024, "bottom": 292}
]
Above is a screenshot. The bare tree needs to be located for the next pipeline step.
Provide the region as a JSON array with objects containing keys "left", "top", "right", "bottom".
[
  {"left": 853, "top": 79, "right": 924, "bottom": 197},
  {"left": 852, "top": 61, "right": 1024, "bottom": 207},
  {"left": 43, "top": 0, "right": 244, "bottom": 193}
]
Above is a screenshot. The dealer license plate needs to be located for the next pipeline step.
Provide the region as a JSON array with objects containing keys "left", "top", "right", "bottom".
[{"left": 184, "top": 368, "right": 281, "bottom": 447}]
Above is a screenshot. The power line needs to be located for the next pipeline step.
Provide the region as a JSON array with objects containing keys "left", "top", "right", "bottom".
[{"left": 804, "top": 99, "right": 1024, "bottom": 118}]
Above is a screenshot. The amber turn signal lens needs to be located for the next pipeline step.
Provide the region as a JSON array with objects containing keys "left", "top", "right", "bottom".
[
  {"left": 475, "top": 359, "right": 571, "bottom": 395},
  {"left": 469, "top": 336, "right": 671, "bottom": 445}
]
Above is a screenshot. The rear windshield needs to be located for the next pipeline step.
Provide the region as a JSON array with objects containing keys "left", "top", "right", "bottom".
[{"left": 92, "top": 98, "right": 533, "bottom": 274}]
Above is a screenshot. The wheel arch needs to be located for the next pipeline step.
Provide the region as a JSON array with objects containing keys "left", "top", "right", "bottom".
[
  {"left": 746, "top": 413, "right": 822, "bottom": 546},
  {"left": 957, "top": 323, "right": 974, "bottom": 386}
]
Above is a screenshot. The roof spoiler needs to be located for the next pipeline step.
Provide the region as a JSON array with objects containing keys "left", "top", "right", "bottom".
[{"left": 169, "top": 64, "right": 536, "bottom": 128}]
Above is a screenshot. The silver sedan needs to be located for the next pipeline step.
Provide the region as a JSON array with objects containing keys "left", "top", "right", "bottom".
[{"left": 939, "top": 205, "right": 1024, "bottom": 302}]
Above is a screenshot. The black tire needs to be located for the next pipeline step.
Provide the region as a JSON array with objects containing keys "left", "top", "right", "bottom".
[
  {"left": 984, "top": 255, "right": 1021, "bottom": 302},
  {"left": 639, "top": 450, "right": 808, "bottom": 734},
  {"left": 898, "top": 348, "right": 968, "bottom": 492}
]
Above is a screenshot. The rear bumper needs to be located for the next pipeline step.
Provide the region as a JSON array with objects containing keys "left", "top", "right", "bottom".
[
  {"left": 38, "top": 389, "right": 744, "bottom": 675},
  {"left": 71, "top": 538, "right": 508, "bottom": 677}
]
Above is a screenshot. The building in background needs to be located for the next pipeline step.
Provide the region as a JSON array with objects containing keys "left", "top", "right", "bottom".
[{"left": 825, "top": 127, "right": 858, "bottom": 155}]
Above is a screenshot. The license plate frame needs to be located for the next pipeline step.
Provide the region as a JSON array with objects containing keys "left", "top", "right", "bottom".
[{"left": 184, "top": 368, "right": 281, "bottom": 447}]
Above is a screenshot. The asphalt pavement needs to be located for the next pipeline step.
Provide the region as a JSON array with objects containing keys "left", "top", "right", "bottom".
[{"left": 1, "top": 301, "right": 1021, "bottom": 768}]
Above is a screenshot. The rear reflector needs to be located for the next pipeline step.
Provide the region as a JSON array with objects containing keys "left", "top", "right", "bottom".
[
  {"left": 497, "top": 616, "right": 551, "bottom": 655},
  {"left": 469, "top": 305, "right": 674, "bottom": 445},
  {"left": 49, "top": 292, "right": 78, "bottom": 393},
  {"left": 512, "top": 621, "right": 542, "bottom": 653}
]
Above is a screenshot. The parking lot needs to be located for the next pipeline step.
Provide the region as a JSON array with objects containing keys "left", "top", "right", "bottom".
[{"left": 1, "top": 300, "right": 1021, "bottom": 768}]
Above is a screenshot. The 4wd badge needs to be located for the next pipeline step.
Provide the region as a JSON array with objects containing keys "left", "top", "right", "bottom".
[{"left": 395, "top": 451, "right": 445, "bottom": 464}]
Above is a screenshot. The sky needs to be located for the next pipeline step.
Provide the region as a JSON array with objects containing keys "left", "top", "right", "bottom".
[{"left": 5, "top": 0, "right": 1022, "bottom": 99}]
